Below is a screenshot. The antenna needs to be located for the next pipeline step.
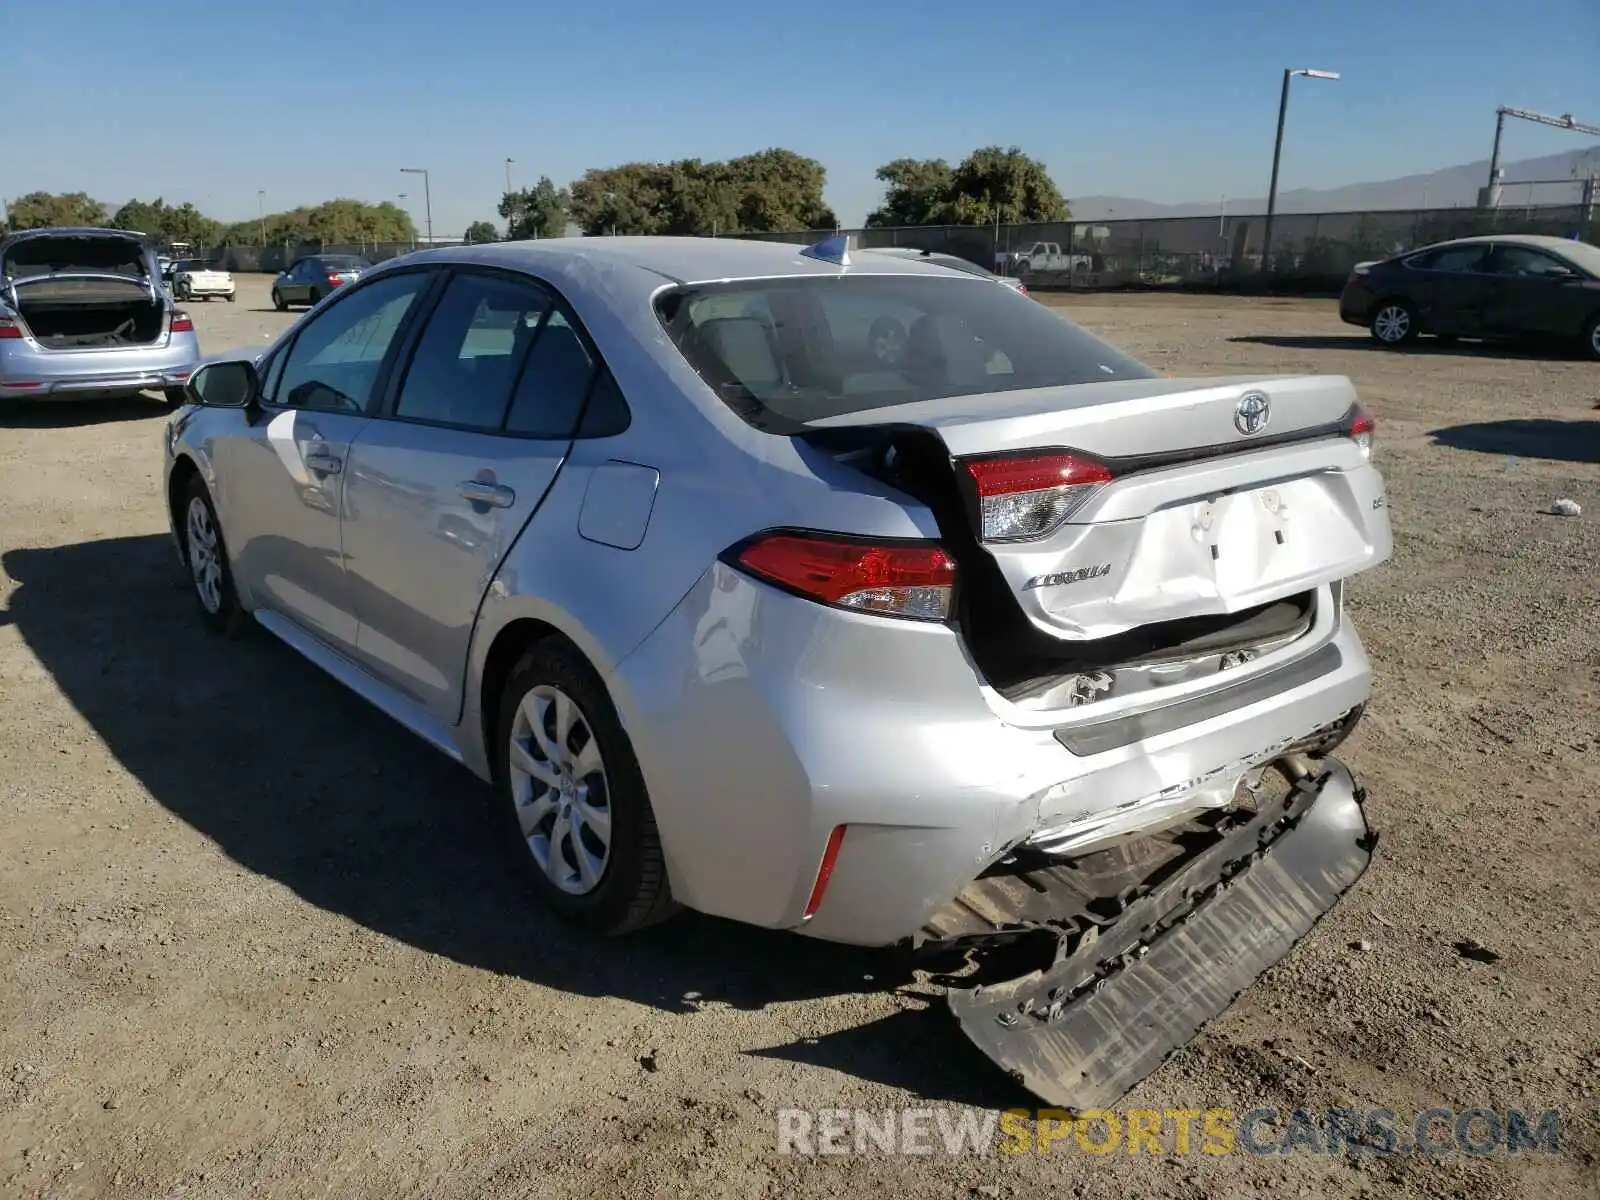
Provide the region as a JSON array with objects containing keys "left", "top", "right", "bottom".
[{"left": 800, "top": 233, "right": 851, "bottom": 266}]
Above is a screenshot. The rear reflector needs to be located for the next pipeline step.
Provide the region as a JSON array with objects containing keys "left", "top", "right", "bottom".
[
  {"left": 962, "top": 453, "right": 1113, "bottom": 542},
  {"left": 733, "top": 532, "right": 955, "bottom": 621},
  {"left": 0, "top": 317, "right": 22, "bottom": 340},
  {"left": 802, "top": 825, "right": 847, "bottom": 919},
  {"left": 170, "top": 313, "right": 194, "bottom": 333}
]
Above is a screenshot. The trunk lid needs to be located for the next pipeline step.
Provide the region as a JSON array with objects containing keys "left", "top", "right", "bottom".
[{"left": 809, "top": 374, "right": 1391, "bottom": 641}]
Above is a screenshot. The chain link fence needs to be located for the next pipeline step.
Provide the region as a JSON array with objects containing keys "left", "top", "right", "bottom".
[
  {"left": 737, "top": 202, "right": 1597, "bottom": 292},
  {"left": 206, "top": 240, "right": 460, "bottom": 273}
]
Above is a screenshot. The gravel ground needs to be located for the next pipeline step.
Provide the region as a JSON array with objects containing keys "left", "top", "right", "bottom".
[{"left": 1, "top": 277, "right": 1597, "bottom": 1200}]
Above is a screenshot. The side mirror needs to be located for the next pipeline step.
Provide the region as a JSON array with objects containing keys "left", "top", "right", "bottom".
[{"left": 187, "top": 360, "right": 259, "bottom": 409}]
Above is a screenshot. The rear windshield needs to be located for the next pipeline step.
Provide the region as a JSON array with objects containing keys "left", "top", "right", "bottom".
[
  {"left": 655, "top": 275, "right": 1155, "bottom": 431},
  {"left": 323, "top": 257, "right": 370, "bottom": 270}
]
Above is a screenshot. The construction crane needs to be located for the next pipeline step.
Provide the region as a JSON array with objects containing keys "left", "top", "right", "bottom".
[{"left": 1481, "top": 106, "right": 1600, "bottom": 208}]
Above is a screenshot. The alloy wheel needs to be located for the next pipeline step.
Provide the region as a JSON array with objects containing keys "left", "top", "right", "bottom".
[
  {"left": 1373, "top": 305, "right": 1410, "bottom": 343},
  {"left": 508, "top": 685, "right": 612, "bottom": 895},
  {"left": 185, "top": 496, "right": 224, "bottom": 615}
]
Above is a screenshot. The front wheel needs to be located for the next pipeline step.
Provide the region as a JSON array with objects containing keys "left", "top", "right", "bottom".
[
  {"left": 1582, "top": 312, "right": 1600, "bottom": 362},
  {"left": 1370, "top": 299, "right": 1418, "bottom": 346},
  {"left": 494, "top": 641, "right": 676, "bottom": 936},
  {"left": 271, "top": 288, "right": 287, "bottom": 312},
  {"left": 181, "top": 476, "right": 244, "bottom": 636},
  {"left": 162, "top": 387, "right": 189, "bottom": 409},
  {"left": 225, "top": 293, "right": 236, "bottom": 303}
]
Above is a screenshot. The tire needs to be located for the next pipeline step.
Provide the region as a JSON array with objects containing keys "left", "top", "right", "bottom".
[
  {"left": 271, "top": 288, "right": 287, "bottom": 312},
  {"left": 1369, "top": 298, "right": 1418, "bottom": 346},
  {"left": 225, "top": 293, "right": 236, "bottom": 303},
  {"left": 307, "top": 288, "right": 323, "bottom": 308},
  {"left": 868, "top": 316, "right": 908, "bottom": 366},
  {"left": 493, "top": 640, "right": 676, "bottom": 936},
  {"left": 180, "top": 475, "right": 244, "bottom": 637},
  {"left": 162, "top": 387, "right": 189, "bottom": 409},
  {"left": 1582, "top": 312, "right": 1600, "bottom": 362}
]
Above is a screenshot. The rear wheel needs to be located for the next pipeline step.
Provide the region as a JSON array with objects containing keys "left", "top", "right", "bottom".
[
  {"left": 307, "top": 288, "right": 323, "bottom": 307},
  {"left": 271, "top": 288, "right": 287, "bottom": 312},
  {"left": 493, "top": 640, "right": 676, "bottom": 936},
  {"left": 181, "top": 476, "right": 244, "bottom": 636},
  {"left": 162, "top": 387, "right": 189, "bottom": 409},
  {"left": 1369, "top": 299, "right": 1417, "bottom": 346},
  {"left": 225, "top": 293, "right": 236, "bottom": 303},
  {"left": 1582, "top": 312, "right": 1600, "bottom": 362}
]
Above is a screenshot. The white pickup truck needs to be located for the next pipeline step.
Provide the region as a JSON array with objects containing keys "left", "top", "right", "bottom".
[
  {"left": 994, "top": 241, "right": 1093, "bottom": 277},
  {"left": 171, "top": 260, "right": 235, "bottom": 303}
]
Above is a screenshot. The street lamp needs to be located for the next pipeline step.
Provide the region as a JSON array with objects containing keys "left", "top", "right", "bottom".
[
  {"left": 1262, "top": 67, "right": 1340, "bottom": 274},
  {"left": 400, "top": 168, "right": 432, "bottom": 245},
  {"left": 257, "top": 189, "right": 267, "bottom": 247},
  {"left": 504, "top": 158, "right": 514, "bottom": 194}
]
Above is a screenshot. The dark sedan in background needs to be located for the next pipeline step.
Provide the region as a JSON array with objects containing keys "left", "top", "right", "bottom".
[
  {"left": 270, "top": 254, "right": 372, "bottom": 311},
  {"left": 1340, "top": 233, "right": 1600, "bottom": 360}
]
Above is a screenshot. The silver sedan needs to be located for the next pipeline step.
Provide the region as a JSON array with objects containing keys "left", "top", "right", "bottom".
[{"left": 165, "top": 235, "right": 1391, "bottom": 1101}]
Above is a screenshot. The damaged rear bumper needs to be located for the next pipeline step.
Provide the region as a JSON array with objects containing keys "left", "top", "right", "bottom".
[{"left": 946, "top": 755, "right": 1373, "bottom": 1110}]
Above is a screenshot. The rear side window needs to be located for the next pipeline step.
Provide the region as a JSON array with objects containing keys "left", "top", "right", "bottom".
[
  {"left": 1406, "top": 246, "right": 1487, "bottom": 273},
  {"left": 394, "top": 273, "right": 551, "bottom": 430},
  {"left": 656, "top": 275, "right": 1154, "bottom": 432},
  {"left": 504, "top": 311, "right": 598, "bottom": 438}
]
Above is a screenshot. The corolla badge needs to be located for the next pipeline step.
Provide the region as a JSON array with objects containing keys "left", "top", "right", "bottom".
[{"left": 1234, "top": 390, "right": 1271, "bottom": 436}]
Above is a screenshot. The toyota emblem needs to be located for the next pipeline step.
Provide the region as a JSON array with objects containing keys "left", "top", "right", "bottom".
[{"left": 1234, "top": 391, "right": 1271, "bottom": 436}]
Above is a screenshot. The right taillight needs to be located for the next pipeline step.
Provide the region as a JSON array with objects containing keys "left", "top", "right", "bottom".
[
  {"left": 731, "top": 531, "right": 956, "bottom": 622},
  {"left": 0, "top": 316, "right": 22, "bottom": 340},
  {"left": 962, "top": 452, "right": 1113, "bottom": 542},
  {"left": 1347, "top": 403, "right": 1376, "bottom": 459}
]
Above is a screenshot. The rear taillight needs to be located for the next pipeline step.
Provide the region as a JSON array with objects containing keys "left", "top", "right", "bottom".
[
  {"left": 731, "top": 532, "right": 956, "bottom": 622},
  {"left": 1347, "top": 403, "right": 1376, "bottom": 458},
  {"left": 170, "top": 312, "right": 194, "bottom": 333},
  {"left": 0, "top": 316, "right": 22, "bottom": 340},
  {"left": 962, "top": 452, "right": 1113, "bottom": 542},
  {"left": 327, "top": 274, "right": 343, "bottom": 286}
]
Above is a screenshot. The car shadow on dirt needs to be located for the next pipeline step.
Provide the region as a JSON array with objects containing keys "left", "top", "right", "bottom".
[
  {"left": 0, "top": 396, "right": 171, "bottom": 428},
  {"left": 1429, "top": 419, "right": 1600, "bottom": 465},
  {"left": 1, "top": 532, "right": 1019, "bottom": 1109},
  {"left": 1228, "top": 334, "right": 1571, "bottom": 360}
]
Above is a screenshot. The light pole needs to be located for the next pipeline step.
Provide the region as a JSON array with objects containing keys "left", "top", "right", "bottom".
[
  {"left": 504, "top": 158, "right": 514, "bottom": 195},
  {"left": 1262, "top": 67, "right": 1339, "bottom": 274},
  {"left": 400, "top": 167, "right": 432, "bottom": 245},
  {"left": 257, "top": 189, "right": 267, "bottom": 247}
]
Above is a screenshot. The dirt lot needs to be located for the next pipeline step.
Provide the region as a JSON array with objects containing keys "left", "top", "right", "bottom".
[{"left": 2, "top": 275, "right": 1598, "bottom": 1200}]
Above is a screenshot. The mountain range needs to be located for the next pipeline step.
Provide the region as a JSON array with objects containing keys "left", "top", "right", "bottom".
[{"left": 1068, "top": 145, "right": 1600, "bottom": 221}]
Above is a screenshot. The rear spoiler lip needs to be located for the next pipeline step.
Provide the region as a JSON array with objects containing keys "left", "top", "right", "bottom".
[{"left": 795, "top": 405, "right": 1363, "bottom": 480}]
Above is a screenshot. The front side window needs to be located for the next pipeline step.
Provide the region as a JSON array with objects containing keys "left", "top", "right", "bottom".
[
  {"left": 270, "top": 271, "right": 429, "bottom": 412},
  {"left": 656, "top": 275, "right": 1155, "bottom": 431},
  {"left": 1489, "top": 246, "right": 1579, "bottom": 278},
  {"left": 393, "top": 273, "right": 551, "bottom": 430}
]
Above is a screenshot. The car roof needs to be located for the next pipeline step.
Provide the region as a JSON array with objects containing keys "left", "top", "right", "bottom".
[
  {"left": 386, "top": 235, "right": 981, "bottom": 287},
  {"left": 1409, "top": 233, "right": 1590, "bottom": 254}
]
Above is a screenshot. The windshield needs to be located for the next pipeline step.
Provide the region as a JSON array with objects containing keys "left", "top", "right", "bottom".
[{"left": 656, "top": 275, "right": 1155, "bottom": 432}]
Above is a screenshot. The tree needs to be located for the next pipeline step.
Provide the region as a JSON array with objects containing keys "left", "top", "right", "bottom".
[
  {"left": 5, "top": 191, "right": 108, "bottom": 231},
  {"left": 499, "top": 177, "right": 570, "bottom": 240},
  {"left": 110, "top": 198, "right": 223, "bottom": 246},
  {"left": 865, "top": 147, "right": 1069, "bottom": 227},
  {"left": 464, "top": 221, "right": 500, "bottom": 244},
  {"left": 565, "top": 149, "right": 835, "bottom": 237},
  {"left": 219, "top": 199, "right": 416, "bottom": 246},
  {"left": 865, "top": 159, "right": 954, "bottom": 227}
]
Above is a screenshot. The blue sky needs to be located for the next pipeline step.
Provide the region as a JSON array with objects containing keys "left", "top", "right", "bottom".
[{"left": 3, "top": 0, "right": 1598, "bottom": 235}]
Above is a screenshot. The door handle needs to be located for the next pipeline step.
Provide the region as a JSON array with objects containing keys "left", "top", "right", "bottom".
[
  {"left": 458, "top": 479, "right": 515, "bottom": 508},
  {"left": 304, "top": 448, "right": 343, "bottom": 475}
]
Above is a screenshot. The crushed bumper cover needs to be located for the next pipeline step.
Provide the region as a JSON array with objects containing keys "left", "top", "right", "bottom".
[{"left": 947, "top": 756, "right": 1373, "bottom": 1110}]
